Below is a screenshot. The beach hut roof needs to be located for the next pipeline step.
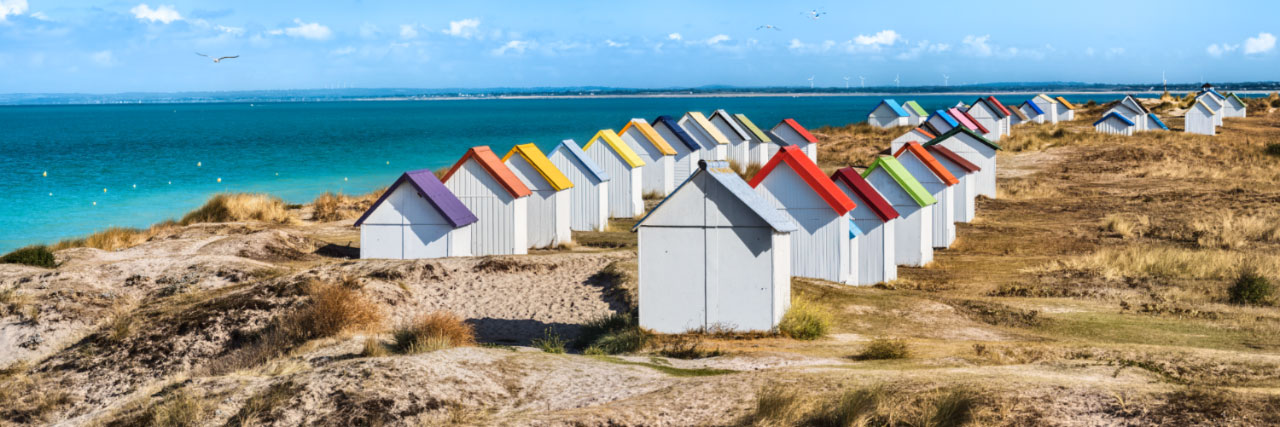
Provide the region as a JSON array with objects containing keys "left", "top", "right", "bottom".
[
  {"left": 749, "top": 145, "right": 857, "bottom": 215},
  {"left": 733, "top": 113, "right": 773, "bottom": 143},
  {"left": 911, "top": 126, "right": 936, "bottom": 140},
  {"left": 585, "top": 129, "right": 647, "bottom": 168},
  {"left": 949, "top": 108, "right": 990, "bottom": 134},
  {"left": 686, "top": 111, "right": 730, "bottom": 144},
  {"left": 354, "top": 169, "right": 479, "bottom": 228},
  {"left": 1147, "top": 113, "right": 1169, "bottom": 130},
  {"left": 926, "top": 145, "right": 980, "bottom": 173},
  {"left": 830, "top": 168, "right": 899, "bottom": 222},
  {"left": 894, "top": 142, "right": 959, "bottom": 186},
  {"left": 1194, "top": 99, "right": 1218, "bottom": 114},
  {"left": 919, "top": 121, "right": 943, "bottom": 137},
  {"left": 502, "top": 143, "right": 574, "bottom": 191},
  {"left": 633, "top": 160, "right": 797, "bottom": 232},
  {"left": 651, "top": 115, "right": 701, "bottom": 151},
  {"left": 1035, "top": 94, "right": 1058, "bottom": 104},
  {"left": 710, "top": 109, "right": 751, "bottom": 140},
  {"left": 1007, "top": 104, "right": 1029, "bottom": 121},
  {"left": 876, "top": 99, "right": 910, "bottom": 117},
  {"left": 1055, "top": 96, "right": 1077, "bottom": 110},
  {"left": 555, "top": 139, "right": 610, "bottom": 182},
  {"left": 921, "top": 125, "right": 1002, "bottom": 151},
  {"left": 1225, "top": 92, "right": 1246, "bottom": 106},
  {"left": 862, "top": 155, "right": 936, "bottom": 207},
  {"left": 1203, "top": 88, "right": 1226, "bottom": 100},
  {"left": 1021, "top": 100, "right": 1045, "bottom": 115},
  {"left": 986, "top": 96, "right": 1013, "bottom": 117},
  {"left": 442, "top": 146, "right": 532, "bottom": 198},
  {"left": 971, "top": 97, "right": 1007, "bottom": 118},
  {"left": 619, "top": 119, "right": 676, "bottom": 155},
  {"left": 903, "top": 100, "right": 928, "bottom": 117},
  {"left": 929, "top": 109, "right": 960, "bottom": 127},
  {"left": 1093, "top": 111, "right": 1135, "bottom": 127},
  {"left": 778, "top": 118, "right": 819, "bottom": 143},
  {"left": 1122, "top": 94, "right": 1151, "bottom": 114}
]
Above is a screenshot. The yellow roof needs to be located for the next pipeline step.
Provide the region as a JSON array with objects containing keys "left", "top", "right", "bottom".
[
  {"left": 733, "top": 113, "right": 772, "bottom": 143},
  {"left": 687, "top": 111, "right": 730, "bottom": 144},
  {"left": 584, "top": 129, "right": 646, "bottom": 168},
  {"left": 619, "top": 119, "right": 676, "bottom": 156},
  {"left": 502, "top": 143, "right": 574, "bottom": 191},
  {"left": 1035, "top": 94, "right": 1058, "bottom": 104},
  {"left": 1054, "top": 96, "right": 1076, "bottom": 110}
]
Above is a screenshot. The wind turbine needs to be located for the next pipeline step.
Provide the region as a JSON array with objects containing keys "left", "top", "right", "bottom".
[
  {"left": 1162, "top": 70, "right": 1168, "bottom": 93},
  {"left": 807, "top": 76, "right": 815, "bottom": 89},
  {"left": 893, "top": 74, "right": 901, "bottom": 88},
  {"left": 942, "top": 74, "right": 950, "bottom": 87},
  {"left": 843, "top": 76, "right": 850, "bottom": 89},
  {"left": 859, "top": 76, "right": 865, "bottom": 88}
]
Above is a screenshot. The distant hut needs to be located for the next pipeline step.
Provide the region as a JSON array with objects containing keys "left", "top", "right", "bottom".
[
  {"left": 927, "top": 145, "right": 980, "bottom": 223},
  {"left": 965, "top": 97, "right": 1009, "bottom": 141},
  {"left": 355, "top": 169, "right": 478, "bottom": 259},
  {"left": 922, "top": 126, "right": 1002, "bottom": 199},
  {"left": 868, "top": 99, "right": 911, "bottom": 128},
  {"left": 650, "top": 116, "right": 703, "bottom": 185},
  {"left": 750, "top": 146, "right": 858, "bottom": 284},
  {"left": 1107, "top": 95, "right": 1151, "bottom": 131},
  {"left": 890, "top": 126, "right": 937, "bottom": 153},
  {"left": 1054, "top": 96, "right": 1077, "bottom": 121},
  {"left": 903, "top": 100, "right": 929, "bottom": 126},
  {"left": 502, "top": 144, "right": 574, "bottom": 248},
  {"left": 894, "top": 142, "right": 959, "bottom": 249},
  {"left": 1185, "top": 99, "right": 1217, "bottom": 136},
  {"left": 1093, "top": 112, "right": 1136, "bottom": 136},
  {"left": 926, "top": 109, "right": 960, "bottom": 134},
  {"left": 1222, "top": 93, "right": 1247, "bottom": 118},
  {"left": 732, "top": 113, "right": 774, "bottom": 167},
  {"left": 1020, "top": 100, "right": 1046, "bottom": 124},
  {"left": 987, "top": 96, "right": 1014, "bottom": 136},
  {"left": 584, "top": 129, "right": 646, "bottom": 218},
  {"left": 619, "top": 118, "right": 677, "bottom": 197},
  {"left": 769, "top": 118, "right": 819, "bottom": 163},
  {"left": 831, "top": 168, "right": 900, "bottom": 285},
  {"left": 949, "top": 107, "right": 990, "bottom": 137},
  {"left": 1007, "top": 103, "right": 1030, "bottom": 126},
  {"left": 1030, "top": 94, "right": 1060, "bottom": 123},
  {"left": 632, "top": 160, "right": 797, "bottom": 333},
  {"left": 1148, "top": 113, "right": 1170, "bottom": 131},
  {"left": 708, "top": 109, "right": 756, "bottom": 169},
  {"left": 441, "top": 146, "right": 532, "bottom": 255},
  {"left": 678, "top": 111, "right": 730, "bottom": 161},
  {"left": 1197, "top": 93, "right": 1225, "bottom": 127},
  {"left": 862, "top": 155, "right": 936, "bottom": 267},
  {"left": 548, "top": 140, "right": 610, "bottom": 232}
]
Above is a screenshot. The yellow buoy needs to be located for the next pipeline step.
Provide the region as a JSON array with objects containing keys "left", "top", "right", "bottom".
[
  {"left": 103, "top": 188, "right": 107, "bottom": 193},
  {"left": 132, "top": 184, "right": 136, "bottom": 189},
  {"left": 42, "top": 171, "right": 47, "bottom": 177},
  {"left": 217, "top": 177, "right": 222, "bottom": 183},
  {"left": 197, "top": 161, "right": 202, "bottom": 167},
  {"left": 92, "top": 201, "right": 97, "bottom": 205},
  {"left": 386, "top": 161, "right": 390, "bottom": 165},
  {"left": 344, "top": 177, "right": 348, "bottom": 181},
  {"left": 48, "top": 192, "right": 52, "bottom": 196},
  {"left": 168, "top": 181, "right": 172, "bottom": 185}
]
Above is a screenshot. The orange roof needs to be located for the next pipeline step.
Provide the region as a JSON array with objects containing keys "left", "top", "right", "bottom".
[
  {"left": 1054, "top": 96, "right": 1077, "bottom": 110},
  {"left": 893, "top": 142, "right": 958, "bottom": 186},
  {"left": 441, "top": 146, "right": 532, "bottom": 198},
  {"left": 914, "top": 127, "right": 935, "bottom": 139},
  {"left": 748, "top": 146, "right": 856, "bottom": 215}
]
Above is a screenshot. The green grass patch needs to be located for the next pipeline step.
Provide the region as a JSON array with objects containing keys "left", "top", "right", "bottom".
[
  {"left": 1036, "top": 311, "right": 1266, "bottom": 352},
  {"left": 589, "top": 355, "right": 734, "bottom": 377},
  {"left": 0, "top": 245, "right": 56, "bottom": 268},
  {"left": 531, "top": 327, "right": 566, "bottom": 354}
]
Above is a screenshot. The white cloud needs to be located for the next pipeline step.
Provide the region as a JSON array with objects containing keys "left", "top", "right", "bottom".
[
  {"left": 705, "top": 34, "right": 730, "bottom": 45},
  {"left": 442, "top": 18, "right": 480, "bottom": 39},
  {"left": 492, "top": 40, "right": 530, "bottom": 55},
  {"left": 359, "top": 23, "right": 381, "bottom": 39},
  {"left": 0, "top": 0, "right": 29, "bottom": 20},
  {"left": 1106, "top": 47, "right": 1125, "bottom": 57},
  {"left": 853, "top": 30, "right": 901, "bottom": 47},
  {"left": 91, "top": 50, "right": 116, "bottom": 66},
  {"left": 788, "top": 38, "right": 805, "bottom": 50},
  {"left": 274, "top": 19, "right": 332, "bottom": 40},
  {"left": 962, "top": 34, "right": 993, "bottom": 57},
  {"left": 605, "top": 39, "right": 626, "bottom": 48},
  {"left": 1244, "top": 32, "right": 1275, "bottom": 54},
  {"left": 331, "top": 46, "right": 356, "bottom": 55},
  {"left": 1207, "top": 43, "right": 1239, "bottom": 57},
  {"left": 895, "top": 40, "right": 949, "bottom": 59},
  {"left": 130, "top": 3, "right": 182, "bottom": 24},
  {"left": 399, "top": 24, "right": 418, "bottom": 39},
  {"left": 667, "top": 33, "right": 682, "bottom": 41},
  {"left": 215, "top": 25, "right": 244, "bottom": 36}
]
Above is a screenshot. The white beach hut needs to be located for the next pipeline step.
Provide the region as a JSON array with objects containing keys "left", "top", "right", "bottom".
[
  {"left": 584, "top": 129, "right": 646, "bottom": 218},
  {"left": 1030, "top": 94, "right": 1060, "bottom": 123},
  {"left": 890, "top": 126, "right": 938, "bottom": 153},
  {"left": 1054, "top": 96, "right": 1077, "bottom": 121},
  {"left": 927, "top": 145, "right": 980, "bottom": 223},
  {"left": 1020, "top": 101, "right": 1046, "bottom": 124},
  {"left": 355, "top": 169, "right": 478, "bottom": 260},
  {"left": 502, "top": 144, "right": 574, "bottom": 248},
  {"left": 441, "top": 146, "right": 531, "bottom": 256},
  {"left": 650, "top": 116, "right": 702, "bottom": 185},
  {"left": 863, "top": 155, "right": 937, "bottom": 267},
  {"left": 1115, "top": 95, "right": 1152, "bottom": 130},
  {"left": 922, "top": 127, "right": 1001, "bottom": 199},
  {"left": 548, "top": 140, "right": 610, "bottom": 232},
  {"left": 895, "top": 142, "right": 958, "bottom": 249},
  {"left": 831, "top": 168, "right": 900, "bottom": 285},
  {"left": 1197, "top": 92, "right": 1225, "bottom": 127},
  {"left": 1185, "top": 99, "right": 1217, "bottom": 136},
  {"left": 750, "top": 146, "right": 858, "bottom": 284},
  {"left": 708, "top": 109, "right": 756, "bottom": 170},
  {"left": 1093, "top": 112, "right": 1136, "bottom": 136},
  {"left": 925, "top": 109, "right": 960, "bottom": 134},
  {"left": 1222, "top": 93, "right": 1247, "bottom": 118},
  {"left": 902, "top": 101, "right": 929, "bottom": 126},
  {"left": 618, "top": 118, "right": 677, "bottom": 197},
  {"left": 678, "top": 111, "right": 730, "bottom": 161},
  {"left": 965, "top": 97, "right": 1010, "bottom": 140},
  {"left": 731, "top": 113, "right": 774, "bottom": 167},
  {"left": 1007, "top": 105, "right": 1030, "bottom": 127},
  {"left": 769, "top": 118, "right": 820, "bottom": 163},
  {"left": 633, "top": 160, "right": 797, "bottom": 333},
  {"left": 868, "top": 99, "right": 911, "bottom": 129}
]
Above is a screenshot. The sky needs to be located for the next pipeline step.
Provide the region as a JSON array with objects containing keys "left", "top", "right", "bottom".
[{"left": 0, "top": 0, "right": 1277, "bottom": 93}]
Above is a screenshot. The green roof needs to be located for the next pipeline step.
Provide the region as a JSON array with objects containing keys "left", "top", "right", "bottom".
[
  {"left": 1226, "top": 92, "right": 1246, "bottom": 106},
  {"left": 732, "top": 113, "right": 772, "bottom": 143},
  {"left": 903, "top": 100, "right": 928, "bottom": 117},
  {"left": 862, "top": 155, "right": 936, "bottom": 207},
  {"left": 920, "top": 126, "right": 1001, "bottom": 151}
]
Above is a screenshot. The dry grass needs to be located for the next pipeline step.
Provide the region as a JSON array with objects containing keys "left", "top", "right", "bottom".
[
  {"left": 777, "top": 296, "right": 832, "bottom": 340},
  {"left": 392, "top": 311, "right": 475, "bottom": 354},
  {"left": 147, "top": 389, "right": 207, "bottom": 427},
  {"left": 51, "top": 221, "right": 181, "bottom": 252},
  {"left": 997, "top": 176, "right": 1061, "bottom": 200},
  {"left": 311, "top": 188, "right": 383, "bottom": 222},
  {"left": 226, "top": 382, "right": 298, "bottom": 427},
  {"left": 1035, "top": 245, "right": 1280, "bottom": 281},
  {"left": 743, "top": 384, "right": 980, "bottom": 427},
  {"left": 1186, "top": 212, "right": 1280, "bottom": 249},
  {"left": 1102, "top": 214, "right": 1150, "bottom": 239},
  {"left": 851, "top": 338, "right": 910, "bottom": 361},
  {"left": 180, "top": 193, "right": 297, "bottom": 225},
  {"left": 296, "top": 280, "right": 384, "bottom": 337}
]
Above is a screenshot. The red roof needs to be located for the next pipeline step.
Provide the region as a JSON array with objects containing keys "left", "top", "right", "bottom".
[
  {"left": 893, "top": 142, "right": 958, "bottom": 186},
  {"left": 749, "top": 146, "right": 856, "bottom": 215},
  {"left": 949, "top": 108, "right": 989, "bottom": 134},
  {"left": 441, "top": 146, "right": 532, "bottom": 198},
  {"left": 830, "top": 168, "right": 898, "bottom": 222},
  {"left": 986, "top": 96, "right": 1012, "bottom": 116},
  {"left": 926, "top": 145, "right": 980, "bottom": 173},
  {"left": 781, "top": 118, "right": 819, "bottom": 143}
]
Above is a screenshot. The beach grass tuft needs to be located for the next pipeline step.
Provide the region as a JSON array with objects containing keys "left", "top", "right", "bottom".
[
  {"left": 180, "top": 193, "right": 297, "bottom": 225},
  {"left": 0, "top": 245, "right": 57, "bottom": 268},
  {"left": 391, "top": 311, "right": 475, "bottom": 354},
  {"left": 311, "top": 188, "right": 383, "bottom": 222},
  {"left": 778, "top": 296, "right": 832, "bottom": 340}
]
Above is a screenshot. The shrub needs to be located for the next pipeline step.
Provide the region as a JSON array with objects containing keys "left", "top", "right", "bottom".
[
  {"left": 360, "top": 337, "right": 389, "bottom": 357},
  {"left": 778, "top": 297, "right": 831, "bottom": 340},
  {"left": 0, "top": 246, "right": 56, "bottom": 268},
  {"left": 925, "top": 388, "right": 978, "bottom": 427},
  {"left": 532, "top": 327, "right": 566, "bottom": 354},
  {"left": 179, "top": 193, "right": 296, "bottom": 225},
  {"left": 1266, "top": 143, "right": 1280, "bottom": 157},
  {"left": 852, "top": 338, "right": 910, "bottom": 360},
  {"left": 148, "top": 390, "right": 207, "bottom": 427},
  {"left": 392, "top": 311, "right": 475, "bottom": 354},
  {"left": 1271, "top": 99, "right": 1280, "bottom": 108},
  {"left": 576, "top": 312, "right": 648, "bottom": 354},
  {"left": 1228, "top": 269, "right": 1274, "bottom": 306},
  {"left": 312, "top": 189, "right": 383, "bottom": 222},
  {"left": 746, "top": 385, "right": 801, "bottom": 424},
  {"left": 295, "top": 282, "right": 384, "bottom": 338}
]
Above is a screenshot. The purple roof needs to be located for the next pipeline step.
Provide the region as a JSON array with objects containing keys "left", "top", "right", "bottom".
[{"left": 353, "top": 169, "right": 478, "bottom": 228}]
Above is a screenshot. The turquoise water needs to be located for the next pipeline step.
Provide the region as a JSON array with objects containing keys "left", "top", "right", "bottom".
[{"left": 0, "top": 94, "right": 1123, "bottom": 251}]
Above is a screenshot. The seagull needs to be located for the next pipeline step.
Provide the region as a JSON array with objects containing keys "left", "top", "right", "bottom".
[
  {"left": 756, "top": 25, "right": 781, "bottom": 31},
  {"left": 196, "top": 53, "right": 239, "bottom": 63},
  {"left": 807, "top": 10, "right": 827, "bottom": 20}
]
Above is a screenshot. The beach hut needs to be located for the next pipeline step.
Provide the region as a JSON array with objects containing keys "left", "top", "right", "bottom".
[
  {"left": 548, "top": 140, "right": 610, "bottom": 232},
  {"left": 1020, "top": 100, "right": 1046, "bottom": 124},
  {"left": 926, "top": 109, "right": 959, "bottom": 134},
  {"left": 831, "top": 168, "right": 900, "bottom": 285},
  {"left": 1093, "top": 112, "right": 1136, "bottom": 136},
  {"left": 750, "top": 146, "right": 857, "bottom": 284},
  {"left": 769, "top": 118, "right": 819, "bottom": 163},
  {"left": 890, "top": 126, "right": 937, "bottom": 153},
  {"left": 922, "top": 126, "right": 1001, "bottom": 199},
  {"left": 1054, "top": 96, "right": 1077, "bottom": 121},
  {"left": 965, "top": 97, "right": 1009, "bottom": 141},
  {"left": 355, "top": 169, "right": 478, "bottom": 260},
  {"left": 708, "top": 109, "right": 756, "bottom": 170},
  {"left": 1148, "top": 113, "right": 1169, "bottom": 131},
  {"left": 988, "top": 96, "right": 1014, "bottom": 136},
  {"left": 584, "top": 129, "right": 646, "bottom": 218},
  {"left": 868, "top": 99, "right": 911, "bottom": 129},
  {"left": 1106, "top": 95, "right": 1149, "bottom": 131},
  {"left": 863, "top": 155, "right": 936, "bottom": 267},
  {"left": 619, "top": 118, "right": 677, "bottom": 197},
  {"left": 1197, "top": 93, "right": 1225, "bottom": 127},
  {"left": 1007, "top": 104, "right": 1030, "bottom": 126},
  {"left": 895, "top": 142, "right": 958, "bottom": 249},
  {"left": 949, "top": 108, "right": 990, "bottom": 137},
  {"left": 1223, "top": 93, "right": 1247, "bottom": 118},
  {"left": 650, "top": 115, "right": 702, "bottom": 185},
  {"left": 502, "top": 144, "right": 574, "bottom": 248},
  {"left": 732, "top": 113, "right": 774, "bottom": 167},
  {"left": 926, "top": 145, "right": 980, "bottom": 223},
  {"left": 1031, "top": 94, "right": 1060, "bottom": 123},
  {"left": 903, "top": 100, "right": 929, "bottom": 126},
  {"left": 632, "top": 160, "right": 797, "bottom": 333},
  {"left": 678, "top": 111, "right": 730, "bottom": 161},
  {"left": 1185, "top": 99, "right": 1217, "bottom": 136},
  {"left": 441, "top": 146, "right": 531, "bottom": 256}
]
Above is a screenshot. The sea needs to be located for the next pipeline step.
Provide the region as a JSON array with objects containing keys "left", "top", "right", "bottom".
[{"left": 0, "top": 93, "right": 1128, "bottom": 251}]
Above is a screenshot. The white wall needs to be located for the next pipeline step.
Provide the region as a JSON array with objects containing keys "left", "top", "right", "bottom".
[
  {"left": 898, "top": 151, "right": 955, "bottom": 248},
  {"left": 651, "top": 122, "right": 702, "bottom": 185},
  {"left": 549, "top": 145, "right": 609, "bottom": 232},
  {"left": 1185, "top": 105, "right": 1216, "bottom": 135},
  {"left": 1094, "top": 117, "right": 1135, "bottom": 136},
  {"left": 868, "top": 104, "right": 908, "bottom": 129},
  {"left": 934, "top": 134, "right": 997, "bottom": 199},
  {"left": 754, "top": 165, "right": 850, "bottom": 283},
  {"left": 619, "top": 127, "right": 676, "bottom": 197},
  {"left": 966, "top": 103, "right": 1003, "bottom": 141},
  {"left": 835, "top": 180, "right": 897, "bottom": 285},
  {"left": 445, "top": 159, "right": 527, "bottom": 255},
  {"left": 708, "top": 114, "right": 751, "bottom": 168},
  {"left": 585, "top": 143, "right": 644, "bottom": 218},
  {"left": 865, "top": 168, "right": 932, "bottom": 266}
]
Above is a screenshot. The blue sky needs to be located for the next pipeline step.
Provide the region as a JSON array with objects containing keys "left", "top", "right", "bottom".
[{"left": 0, "top": 0, "right": 1277, "bottom": 93}]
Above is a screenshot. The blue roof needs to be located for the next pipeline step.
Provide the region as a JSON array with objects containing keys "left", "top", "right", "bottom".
[
  {"left": 633, "top": 160, "right": 797, "bottom": 233},
  {"left": 651, "top": 115, "right": 701, "bottom": 151},
  {"left": 929, "top": 109, "right": 959, "bottom": 127},
  {"left": 556, "top": 139, "right": 610, "bottom": 182},
  {"left": 876, "top": 99, "right": 909, "bottom": 117},
  {"left": 1205, "top": 88, "right": 1226, "bottom": 100},
  {"left": 354, "top": 169, "right": 478, "bottom": 228},
  {"left": 1093, "top": 111, "right": 1136, "bottom": 127},
  {"left": 1021, "top": 101, "right": 1044, "bottom": 115},
  {"left": 1148, "top": 113, "right": 1169, "bottom": 130}
]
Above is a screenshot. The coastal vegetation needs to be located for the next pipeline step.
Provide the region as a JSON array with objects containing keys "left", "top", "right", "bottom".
[{"left": 0, "top": 246, "right": 56, "bottom": 268}]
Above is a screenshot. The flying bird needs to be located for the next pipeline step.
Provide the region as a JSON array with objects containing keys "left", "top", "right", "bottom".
[
  {"left": 807, "top": 10, "right": 827, "bottom": 20},
  {"left": 196, "top": 53, "right": 239, "bottom": 63},
  {"left": 756, "top": 25, "right": 781, "bottom": 31}
]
